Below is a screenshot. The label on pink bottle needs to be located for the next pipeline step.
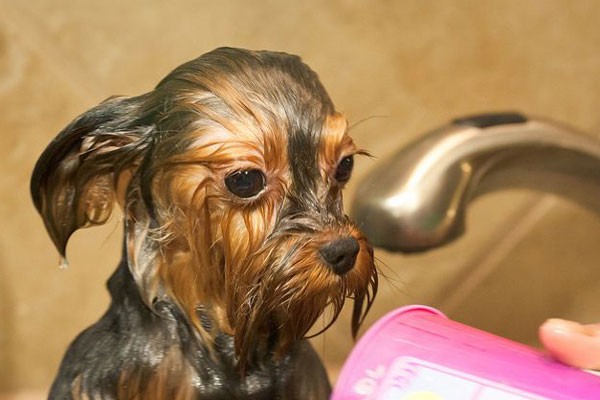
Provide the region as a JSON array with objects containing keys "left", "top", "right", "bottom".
[{"left": 357, "top": 357, "right": 546, "bottom": 399}]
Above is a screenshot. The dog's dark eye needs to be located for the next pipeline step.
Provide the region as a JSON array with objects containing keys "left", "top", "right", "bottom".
[
  {"left": 225, "top": 169, "right": 266, "bottom": 198},
  {"left": 334, "top": 155, "right": 354, "bottom": 184}
]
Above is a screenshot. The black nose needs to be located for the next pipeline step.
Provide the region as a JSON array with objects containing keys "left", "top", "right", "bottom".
[{"left": 319, "top": 237, "right": 360, "bottom": 275}]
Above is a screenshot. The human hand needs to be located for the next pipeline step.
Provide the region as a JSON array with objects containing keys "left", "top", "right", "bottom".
[{"left": 539, "top": 319, "right": 600, "bottom": 370}]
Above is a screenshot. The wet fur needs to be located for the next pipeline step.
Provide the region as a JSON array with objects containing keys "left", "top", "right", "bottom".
[{"left": 32, "top": 47, "right": 377, "bottom": 399}]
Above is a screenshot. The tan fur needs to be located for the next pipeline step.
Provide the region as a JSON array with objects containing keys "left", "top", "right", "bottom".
[
  {"left": 117, "top": 347, "right": 195, "bottom": 400},
  {"left": 33, "top": 48, "right": 378, "bottom": 398}
]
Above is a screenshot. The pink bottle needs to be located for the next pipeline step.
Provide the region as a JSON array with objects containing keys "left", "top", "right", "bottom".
[{"left": 332, "top": 305, "right": 600, "bottom": 399}]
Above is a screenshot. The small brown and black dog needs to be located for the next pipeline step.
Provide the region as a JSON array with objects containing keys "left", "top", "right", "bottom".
[{"left": 32, "top": 47, "right": 377, "bottom": 399}]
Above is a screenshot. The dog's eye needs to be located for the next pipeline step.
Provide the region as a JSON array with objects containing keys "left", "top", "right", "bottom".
[
  {"left": 334, "top": 155, "right": 354, "bottom": 184},
  {"left": 225, "top": 169, "right": 266, "bottom": 198}
]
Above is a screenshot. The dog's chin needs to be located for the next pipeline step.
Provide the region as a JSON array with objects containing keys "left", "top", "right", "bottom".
[{"left": 230, "top": 242, "right": 377, "bottom": 369}]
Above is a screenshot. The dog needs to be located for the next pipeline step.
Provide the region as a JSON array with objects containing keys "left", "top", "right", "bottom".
[{"left": 31, "top": 47, "right": 378, "bottom": 399}]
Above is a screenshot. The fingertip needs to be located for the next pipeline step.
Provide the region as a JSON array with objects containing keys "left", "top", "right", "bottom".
[{"left": 539, "top": 318, "right": 600, "bottom": 370}]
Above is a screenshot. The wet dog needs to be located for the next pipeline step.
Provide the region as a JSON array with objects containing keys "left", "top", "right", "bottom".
[{"left": 32, "top": 47, "right": 377, "bottom": 399}]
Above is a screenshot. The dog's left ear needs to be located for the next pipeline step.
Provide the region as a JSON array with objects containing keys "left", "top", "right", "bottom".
[{"left": 31, "top": 94, "right": 155, "bottom": 262}]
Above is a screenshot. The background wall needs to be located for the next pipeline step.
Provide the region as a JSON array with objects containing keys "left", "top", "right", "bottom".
[{"left": 3, "top": 1, "right": 600, "bottom": 397}]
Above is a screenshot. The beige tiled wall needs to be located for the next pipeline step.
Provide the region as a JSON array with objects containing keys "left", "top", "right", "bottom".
[{"left": 3, "top": 1, "right": 600, "bottom": 396}]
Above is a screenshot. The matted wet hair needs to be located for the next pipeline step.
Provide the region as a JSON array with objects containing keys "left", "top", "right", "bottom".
[{"left": 33, "top": 47, "right": 377, "bottom": 398}]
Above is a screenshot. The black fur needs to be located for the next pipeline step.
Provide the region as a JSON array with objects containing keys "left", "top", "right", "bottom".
[
  {"left": 50, "top": 250, "right": 331, "bottom": 399},
  {"left": 33, "top": 48, "right": 374, "bottom": 399}
]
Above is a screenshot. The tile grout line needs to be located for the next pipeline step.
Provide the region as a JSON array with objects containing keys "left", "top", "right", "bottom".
[
  {"left": 0, "top": 4, "right": 104, "bottom": 103},
  {"left": 439, "top": 194, "right": 557, "bottom": 314}
]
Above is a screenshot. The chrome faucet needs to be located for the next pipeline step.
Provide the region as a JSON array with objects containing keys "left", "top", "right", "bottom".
[{"left": 351, "top": 112, "right": 600, "bottom": 252}]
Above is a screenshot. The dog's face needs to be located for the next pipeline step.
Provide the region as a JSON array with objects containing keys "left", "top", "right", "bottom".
[{"left": 32, "top": 48, "right": 377, "bottom": 365}]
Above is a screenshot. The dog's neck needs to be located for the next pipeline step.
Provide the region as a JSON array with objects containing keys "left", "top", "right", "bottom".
[{"left": 98, "top": 249, "right": 323, "bottom": 398}]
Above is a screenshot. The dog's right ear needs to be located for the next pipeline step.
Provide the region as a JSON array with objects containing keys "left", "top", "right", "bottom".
[{"left": 31, "top": 94, "right": 155, "bottom": 263}]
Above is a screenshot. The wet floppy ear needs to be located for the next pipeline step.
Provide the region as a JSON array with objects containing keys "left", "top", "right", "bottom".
[{"left": 30, "top": 95, "right": 155, "bottom": 263}]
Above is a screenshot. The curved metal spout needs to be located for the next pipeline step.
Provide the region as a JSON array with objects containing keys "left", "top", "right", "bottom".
[{"left": 352, "top": 112, "right": 600, "bottom": 252}]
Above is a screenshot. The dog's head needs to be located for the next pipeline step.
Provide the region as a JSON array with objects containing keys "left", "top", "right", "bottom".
[{"left": 32, "top": 47, "right": 377, "bottom": 366}]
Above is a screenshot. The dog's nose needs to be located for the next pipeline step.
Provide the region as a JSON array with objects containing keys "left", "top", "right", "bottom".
[{"left": 319, "top": 237, "right": 360, "bottom": 275}]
